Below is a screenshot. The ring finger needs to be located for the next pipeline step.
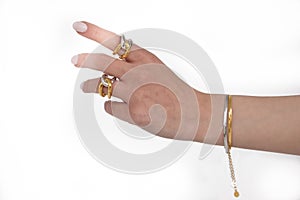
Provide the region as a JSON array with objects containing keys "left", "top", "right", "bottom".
[{"left": 81, "top": 78, "right": 127, "bottom": 101}]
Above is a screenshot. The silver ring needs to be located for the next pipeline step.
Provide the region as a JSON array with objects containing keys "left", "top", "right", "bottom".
[
  {"left": 120, "top": 35, "right": 126, "bottom": 48},
  {"left": 101, "top": 74, "right": 109, "bottom": 87},
  {"left": 101, "top": 74, "right": 116, "bottom": 88},
  {"left": 118, "top": 34, "right": 133, "bottom": 58},
  {"left": 120, "top": 34, "right": 133, "bottom": 49}
]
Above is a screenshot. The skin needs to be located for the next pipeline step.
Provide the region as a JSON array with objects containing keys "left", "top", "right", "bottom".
[{"left": 72, "top": 21, "right": 300, "bottom": 156}]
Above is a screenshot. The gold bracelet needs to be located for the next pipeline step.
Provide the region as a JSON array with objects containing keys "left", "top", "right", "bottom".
[{"left": 226, "top": 95, "right": 240, "bottom": 198}]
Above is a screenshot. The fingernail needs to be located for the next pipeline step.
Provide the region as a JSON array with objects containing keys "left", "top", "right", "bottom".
[
  {"left": 80, "top": 82, "right": 84, "bottom": 90},
  {"left": 73, "top": 21, "right": 87, "bottom": 33},
  {"left": 71, "top": 55, "right": 78, "bottom": 65}
]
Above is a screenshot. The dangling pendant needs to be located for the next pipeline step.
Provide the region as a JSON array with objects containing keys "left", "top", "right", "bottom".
[{"left": 234, "top": 189, "right": 239, "bottom": 198}]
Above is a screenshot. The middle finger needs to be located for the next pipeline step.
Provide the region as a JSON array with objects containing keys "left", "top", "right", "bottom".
[{"left": 72, "top": 53, "right": 132, "bottom": 78}]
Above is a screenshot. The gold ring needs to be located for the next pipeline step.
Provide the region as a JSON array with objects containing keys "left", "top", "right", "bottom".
[
  {"left": 112, "top": 35, "right": 133, "bottom": 60},
  {"left": 113, "top": 44, "right": 122, "bottom": 55},
  {"left": 119, "top": 40, "right": 131, "bottom": 59},
  {"left": 98, "top": 82, "right": 106, "bottom": 97},
  {"left": 105, "top": 78, "right": 113, "bottom": 99},
  {"left": 98, "top": 77, "right": 113, "bottom": 99}
]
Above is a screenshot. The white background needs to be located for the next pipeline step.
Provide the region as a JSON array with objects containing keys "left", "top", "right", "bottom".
[{"left": 1, "top": 0, "right": 300, "bottom": 199}]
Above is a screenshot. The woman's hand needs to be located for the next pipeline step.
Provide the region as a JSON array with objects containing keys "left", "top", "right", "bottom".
[{"left": 72, "top": 21, "right": 210, "bottom": 142}]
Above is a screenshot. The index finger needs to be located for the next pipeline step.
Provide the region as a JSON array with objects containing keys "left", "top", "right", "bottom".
[{"left": 72, "top": 21, "right": 146, "bottom": 62}]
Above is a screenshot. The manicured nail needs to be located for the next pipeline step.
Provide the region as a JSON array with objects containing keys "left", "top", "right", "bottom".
[
  {"left": 80, "top": 82, "right": 84, "bottom": 90},
  {"left": 71, "top": 55, "right": 78, "bottom": 65},
  {"left": 73, "top": 21, "right": 87, "bottom": 33}
]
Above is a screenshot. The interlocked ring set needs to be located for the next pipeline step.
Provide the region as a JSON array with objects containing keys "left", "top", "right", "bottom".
[{"left": 98, "top": 35, "right": 133, "bottom": 99}]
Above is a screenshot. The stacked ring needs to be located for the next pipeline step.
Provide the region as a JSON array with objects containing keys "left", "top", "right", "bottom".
[
  {"left": 98, "top": 75, "right": 114, "bottom": 99},
  {"left": 101, "top": 74, "right": 116, "bottom": 87},
  {"left": 99, "top": 34, "right": 132, "bottom": 99},
  {"left": 113, "top": 34, "right": 133, "bottom": 60}
]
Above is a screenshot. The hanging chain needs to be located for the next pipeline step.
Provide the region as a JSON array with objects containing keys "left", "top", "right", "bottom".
[{"left": 228, "top": 151, "right": 239, "bottom": 197}]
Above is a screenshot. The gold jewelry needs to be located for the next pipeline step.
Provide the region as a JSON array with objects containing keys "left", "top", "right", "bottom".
[
  {"left": 98, "top": 82, "right": 105, "bottom": 97},
  {"left": 109, "top": 34, "right": 132, "bottom": 96},
  {"left": 105, "top": 78, "right": 113, "bottom": 99},
  {"left": 98, "top": 77, "right": 113, "bottom": 99},
  {"left": 112, "top": 34, "right": 133, "bottom": 60},
  {"left": 113, "top": 44, "right": 122, "bottom": 56},
  {"left": 101, "top": 74, "right": 116, "bottom": 87},
  {"left": 225, "top": 95, "right": 239, "bottom": 198},
  {"left": 227, "top": 103, "right": 233, "bottom": 149},
  {"left": 119, "top": 40, "right": 132, "bottom": 59}
]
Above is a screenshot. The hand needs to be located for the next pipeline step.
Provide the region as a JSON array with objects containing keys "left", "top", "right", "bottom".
[{"left": 72, "top": 21, "right": 210, "bottom": 142}]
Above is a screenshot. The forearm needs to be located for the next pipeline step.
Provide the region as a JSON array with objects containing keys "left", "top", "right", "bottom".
[{"left": 197, "top": 92, "right": 300, "bottom": 155}]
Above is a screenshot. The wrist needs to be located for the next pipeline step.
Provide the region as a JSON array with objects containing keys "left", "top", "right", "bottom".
[{"left": 194, "top": 90, "right": 212, "bottom": 143}]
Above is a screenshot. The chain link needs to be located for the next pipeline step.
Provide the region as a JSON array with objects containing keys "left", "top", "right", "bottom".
[{"left": 228, "top": 151, "right": 239, "bottom": 197}]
